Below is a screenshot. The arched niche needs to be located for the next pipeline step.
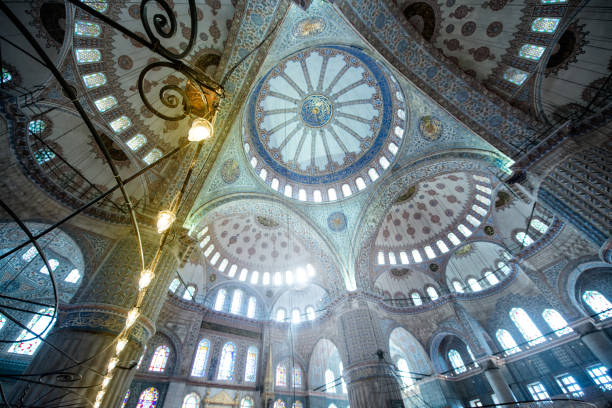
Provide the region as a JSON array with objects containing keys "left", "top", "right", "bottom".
[
  {"left": 430, "top": 332, "right": 475, "bottom": 376},
  {"left": 271, "top": 284, "right": 330, "bottom": 323},
  {"left": 204, "top": 281, "right": 268, "bottom": 320},
  {"left": 389, "top": 327, "right": 433, "bottom": 382},
  {"left": 570, "top": 264, "right": 612, "bottom": 320},
  {"left": 308, "top": 338, "right": 344, "bottom": 394}
]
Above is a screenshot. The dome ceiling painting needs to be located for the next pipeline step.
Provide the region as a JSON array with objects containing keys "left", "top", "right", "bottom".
[
  {"left": 374, "top": 172, "right": 493, "bottom": 266},
  {"left": 243, "top": 45, "right": 407, "bottom": 202}
]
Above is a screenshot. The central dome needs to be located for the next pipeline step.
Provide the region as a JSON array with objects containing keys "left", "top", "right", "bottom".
[{"left": 244, "top": 45, "right": 407, "bottom": 202}]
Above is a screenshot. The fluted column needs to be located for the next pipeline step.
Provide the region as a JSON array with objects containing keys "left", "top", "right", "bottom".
[
  {"left": 8, "top": 231, "right": 179, "bottom": 407},
  {"left": 483, "top": 361, "right": 516, "bottom": 404}
]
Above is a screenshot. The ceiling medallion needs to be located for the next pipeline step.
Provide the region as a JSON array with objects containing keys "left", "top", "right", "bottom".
[
  {"left": 300, "top": 95, "right": 333, "bottom": 127},
  {"left": 484, "top": 225, "right": 495, "bottom": 235}
]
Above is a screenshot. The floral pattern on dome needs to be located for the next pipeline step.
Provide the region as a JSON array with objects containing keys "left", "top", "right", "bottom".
[
  {"left": 418, "top": 116, "right": 443, "bottom": 141},
  {"left": 243, "top": 45, "right": 406, "bottom": 202}
]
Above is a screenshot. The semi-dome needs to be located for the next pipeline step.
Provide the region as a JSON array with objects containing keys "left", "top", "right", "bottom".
[{"left": 243, "top": 45, "right": 407, "bottom": 202}]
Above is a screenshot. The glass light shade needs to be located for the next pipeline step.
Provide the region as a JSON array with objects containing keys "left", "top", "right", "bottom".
[
  {"left": 125, "top": 308, "right": 139, "bottom": 328},
  {"left": 188, "top": 118, "right": 213, "bottom": 141},
  {"left": 116, "top": 338, "right": 128, "bottom": 354},
  {"left": 156, "top": 210, "right": 175, "bottom": 233},
  {"left": 138, "top": 269, "right": 155, "bottom": 290}
]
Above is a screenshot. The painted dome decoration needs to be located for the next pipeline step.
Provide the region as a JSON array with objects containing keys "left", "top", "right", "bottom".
[
  {"left": 243, "top": 45, "right": 407, "bottom": 202},
  {"left": 375, "top": 172, "right": 493, "bottom": 265}
]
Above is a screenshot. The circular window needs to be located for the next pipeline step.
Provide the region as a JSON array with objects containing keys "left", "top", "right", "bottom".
[{"left": 243, "top": 45, "right": 407, "bottom": 202}]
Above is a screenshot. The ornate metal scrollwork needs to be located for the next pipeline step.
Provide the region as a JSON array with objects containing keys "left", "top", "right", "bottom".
[{"left": 140, "top": 0, "right": 197, "bottom": 60}]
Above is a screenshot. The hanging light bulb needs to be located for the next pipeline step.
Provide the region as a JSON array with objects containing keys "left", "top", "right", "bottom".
[
  {"left": 125, "top": 308, "right": 139, "bottom": 328},
  {"left": 138, "top": 269, "right": 155, "bottom": 290},
  {"left": 107, "top": 357, "right": 118, "bottom": 372},
  {"left": 116, "top": 338, "right": 128, "bottom": 354},
  {"left": 156, "top": 210, "right": 176, "bottom": 233},
  {"left": 188, "top": 118, "right": 213, "bottom": 142}
]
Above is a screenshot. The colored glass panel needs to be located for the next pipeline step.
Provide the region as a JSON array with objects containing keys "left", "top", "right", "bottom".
[
  {"left": 143, "top": 148, "right": 162, "bottom": 164},
  {"left": 510, "top": 308, "right": 545, "bottom": 346},
  {"left": 583, "top": 290, "right": 612, "bottom": 320},
  {"left": 448, "top": 349, "right": 466, "bottom": 374},
  {"left": 542, "top": 309, "right": 573, "bottom": 336},
  {"left": 75, "top": 21, "right": 101, "bottom": 37},
  {"left": 217, "top": 342, "right": 236, "bottom": 381},
  {"left": 182, "top": 393, "right": 200, "bottom": 408},
  {"left": 148, "top": 345, "right": 169, "bottom": 372},
  {"left": 2, "top": 67, "right": 12, "bottom": 83},
  {"left": 127, "top": 134, "right": 147, "bottom": 151},
  {"left": 28, "top": 120, "right": 45, "bottom": 135},
  {"left": 245, "top": 346, "right": 258, "bottom": 382},
  {"left": 34, "top": 148, "right": 55, "bottom": 164},
  {"left": 276, "top": 364, "right": 287, "bottom": 387},
  {"left": 0, "top": 314, "right": 5, "bottom": 330},
  {"left": 121, "top": 390, "right": 130, "bottom": 407},
  {"left": 94, "top": 95, "right": 117, "bottom": 112},
  {"left": 81, "top": 0, "right": 108, "bottom": 12},
  {"left": 530, "top": 218, "right": 549, "bottom": 233},
  {"left": 516, "top": 231, "right": 534, "bottom": 246},
  {"left": 241, "top": 398, "right": 254, "bottom": 408},
  {"left": 541, "top": 0, "right": 566, "bottom": 3},
  {"left": 8, "top": 307, "right": 55, "bottom": 355},
  {"left": 503, "top": 68, "right": 529, "bottom": 86},
  {"left": 293, "top": 367, "right": 302, "bottom": 388},
  {"left": 75, "top": 48, "right": 101, "bottom": 64},
  {"left": 191, "top": 339, "right": 210, "bottom": 377},
  {"left": 587, "top": 365, "right": 612, "bottom": 391},
  {"left": 82, "top": 72, "right": 106, "bottom": 88},
  {"left": 496, "top": 329, "right": 520, "bottom": 355},
  {"left": 531, "top": 17, "right": 560, "bottom": 33},
  {"left": 519, "top": 44, "right": 546, "bottom": 61},
  {"left": 110, "top": 116, "right": 131, "bottom": 133},
  {"left": 274, "top": 400, "right": 286, "bottom": 408},
  {"left": 22, "top": 246, "right": 38, "bottom": 262},
  {"left": 169, "top": 278, "right": 180, "bottom": 293},
  {"left": 136, "top": 387, "right": 158, "bottom": 408}
]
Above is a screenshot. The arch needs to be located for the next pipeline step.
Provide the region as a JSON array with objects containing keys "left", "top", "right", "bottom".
[
  {"left": 309, "top": 338, "right": 344, "bottom": 394},
  {"left": 495, "top": 329, "right": 520, "bottom": 355},
  {"left": 148, "top": 345, "right": 170, "bottom": 372},
  {"left": 566, "top": 263, "right": 612, "bottom": 319},
  {"left": 509, "top": 308, "right": 545, "bottom": 346},
  {"left": 136, "top": 387, "right": 158, "bottom": 408},
  {"left": 191, "top": 338, "right": 210, "bottom": 377},
  {"left": 217, "top": 342, "right": 237, "bottom": 381},
  {"left": 389, "top": 326, "right": 433, "bottom": 389},
  {"left": 542, "top": 309, "right": 573, "bottom": 336},
  {"left": 428, "top": 329, "right": 474, "bottom": 374},
  {"left": 182, "top": 393, "right": 200, "bottom": 408}
]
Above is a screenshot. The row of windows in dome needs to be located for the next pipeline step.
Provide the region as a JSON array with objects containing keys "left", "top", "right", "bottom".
[
  {"left": 245, "top": 140, "right": 400, "bottom": 202},
  {"left": 503, "top": 5, "right": 564, "bottom": 86},
  {"left": 275, "top": 305, "right": 318, "bottom": 323},
  {"left": 21, "top": 245, "right": 81, "bottom": 283}
]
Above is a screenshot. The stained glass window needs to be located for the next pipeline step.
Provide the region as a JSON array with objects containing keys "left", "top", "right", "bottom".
[
  {"left": 0, "top": 314, "right": 5, "bottom": 330},
  {"left": 143, "top": 148, "right": 162, "bottom": 164},
  {"left": 583, "top": 290, "right": 612, "bottom": 320},
  {"left": 587, "top": 365, "right": 612, "bottom": 391},
  {"left": 245, "top": 346, "right": 258, "bottom": 382},
  {"left": 306, "top": 306, "right": 315, "bottom": 320},
  {"left": 110, "top": 116, "right": 131, "bottom": 133},
  {"left": 8, "top": 307, "right": 55, "bottom": 354},
  {"left": 28, "top": 119, "right": 45, "bottom": 135},
  {"left": 467, "top": 346, "right": 478, "bottom": 367},
  {"left": 527, "top": 382, "right": 550, "bottom": 400},
  {"left": 217, "top": 342, "right": 236, "bottom": 381},
  {"left": 81, "top": 0, "right": 108, "bottom": 12},
  {"left": 541, "top": 0, "right": 566, "bottom": 3},
  {"left": 276, "top": 308, "right": 286, "bottom": 322},
  {"left": 556, "top": 374, "right": 584, "bottom": 397},
  {"left": 191, "top": 339, "right": 210, "bottom": 377},
  {"left": 292, "top": 402, "right": 303, "bottom": 408},
  {"left": 276, "top": 364, "right": 287, "bottom": 387},
  {"left": 241, "top": 398, "right": 254, "bottom": 408},
  {"left": 75, "top": 21, "right": 101, "bottom": 37},
  {"left": 542, "top": 309, "right": 573, "bottom": 336},
  {"left": 292, "top": 308, "right": 301, "bottom": 323},
  {"left": 510, "top": 308, "right": 545, "bottom": 346},
  {"left": 496, "top": 329, "right": 520, "bottom": 355},
  {"left": 452, "top": 280, "right": 464, "bottom": 293},
  {"left": 531, "top": 17, "right": 560, "bottom": 33},
  {"left": 247, "top": 297, "right": 256, "bottom": 318},
  {"left": 136, "top": 387, "right": 158, "bottom": 408},
  {"left": 40, "top": 259, "right": 59, "bottom": 274},
  {"left": 468, "top": 278, "right": 482, "bottom": 292},
  {"left": 65, "top": 269, "right": 81, "bottom": 283},
  {"left": 503, "top": 67, "right": 529, "bottom": 86},
  {"left": 516, "top": 231, "right": 534, "bottom": 247},
  {"left": 484, "top": 271, "right": 499, "bottom": 285},
  {"left": 214, "top": 289, "right": 226, "bottom": 311},
  {"left": 34, "top": 148, "right": 56, "bottom": 164},
  {"left": 127, "top": 134, "right": 147, "bottom": 151},
  {"left": 75, "top": 49, "right": 101, "bottom": 64},
  {"left": 293, "top": 366, "right": 302, "bottom": 388},
  {"left": 182, "top": 393, "right": 200, "bottom": 408},
  {"left": 169, "top": 278, "right": 180, "bottom": 293},
  {"left": 426, "top": 286, "right": 439, "bottom": 301},
  {"left": 519, "top": 44, "right": 546, "bottom": 61},
  {"left": 230, "top": 289, "right": 243, "bottom": 314},
  {"left": 530, "top": 218, "right": 549, "bottom": 234},
  {"left": 325, "top": 369, "right": 336, "bottom": 393},
  {"left": 448, "top": 349, "right": 466, "bottom": 374},
  {"left": 183, "top": 285, "right": 195, "bottom": 301},
  {"left": 411, "top": 292, "right": 422, "bottom": 306},
  {"left": 94, "top": 96, "right": 117, "bottom": 113},
  {"left": 82, "top": 72, "right": 107, "bottom": 89},
  {"left": 121, "top": 389, "right": 130, "bottom": 408},
  {"left": 148, "top": 345, "right": 169, "bottom": 372},
  {"left": 22, "top": 246, "right": 38, "bottom": 262},
  {"left": 274, "top": 400, "right": 286, "bottom": 408},
  {"left": 2, "top": 67, "right": 12, "bottom": 83},
  {"left": 397, "top": 358, "right": 414, "bottom": 387},
  {"left": 498, "top": 262, "right": 511, "bottom": 275}
]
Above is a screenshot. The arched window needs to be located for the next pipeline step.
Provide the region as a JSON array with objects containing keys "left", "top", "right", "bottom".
[
  {"left": 22, "top": 246, "right": 38, "bottom": 262},
  {"left": 292, "top": 308, "right": 301, "bottom": 323},
  {"left": 245, "top": 346, "right": 258, "bottom": 382},
  {"left": 214, "top": 289, "right": 226, "bottom": 311},
  {"left": 339, "top": 361, "right": 347, "bottom": 393},
  {"left": 182, "top": 393, "right": 200, "bottom": 408},
  {"left": 230, "top": 289, "right": 243, "bottom": 314},
  {"left": 498, "top": 262, "right": 511, "bottom": 275},
  {"left": 276, "top": 308, "right": 286, "bottom": 322},
  {"left": 467, "top": 346, "right": 478, "bottom": 367},
  {"left": 484, "top": 271, "right": 499, "bottom": 285},
  {"left": 426, "top": 286, "right": 439, "bottom": 301},
  {"left": 247, "top": 297, "right": 257, "bottom": 318},
  {"left": 217, "top": 342, "right": 237, "bottom": 381},
  {"left": 121, "top": 389, "right": 130, "bottom": 408},
  {"left": 39, "top": 259, "right": 59, "bottom": 274},
  {"left": 583, "top": 291, "right": 612, "bottom": 320},
  {"left": 241, "top": 397, "right": 254, "bottom": 408},
  {"left": 293, "top": 366, "right": 302, "bottom": 388},
  {"left": 448, "top": 349, "right": 466, "bottom": 374},
  {"left": 411, "top": 292, "right": 422, "bottom": 306},
  {"left": 397, "top": 358, "right": 414, "bottom": 387},
  {"left": 542, "top": 309, "right": 573, "bottom": 336},
  {"left": 515, "top": 231, "right": 534, "bottom": 247},
  {"left": 169, "top": 278, "right": 180, "bottom": 293},
  {"left": 183, "top": 285, "right": 195, "bottom": 301},
  {"left": 452, "top": 280, "right": 464, "bottom": 293},
  {"left": 148, "top": 345, "right": 170, "bottom": 372},
  {"left": 274, "top": 400, "right": 286, "bottom": 408},
  {"left": 496, "top": 329, "right": 520, "bottom": 355},
  {"left": 191, "top": 339, "right": 210, "bottom": 377},
  {"left": 276, "top": 364, "right": 287, "bottom": 387},
  {"left": 292, "top": 402, "right": 303, "bottom": 408},
  {"left": 136, "top": 387, "right": 158, "bottom": 408},
  {"left": 8, "top": 307, "right": 55, "bottom": 355},
  {"left": 468, "top": 278, "right": 482, "bottom": 292},
  {"left": 306, "top": 306, "right": 316, "bottom": 320},
  {"left": 510, "top": 308, "right": 545, "bottom": 346},
  {"left": 325, "top": 369, "right": 336, "bottom": 393},
  {"left": 530, "top": 218, "right": 549, "bottom": 234},
  {"left": 136, "top": 347, "right": 146, "bottom": 369}
]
